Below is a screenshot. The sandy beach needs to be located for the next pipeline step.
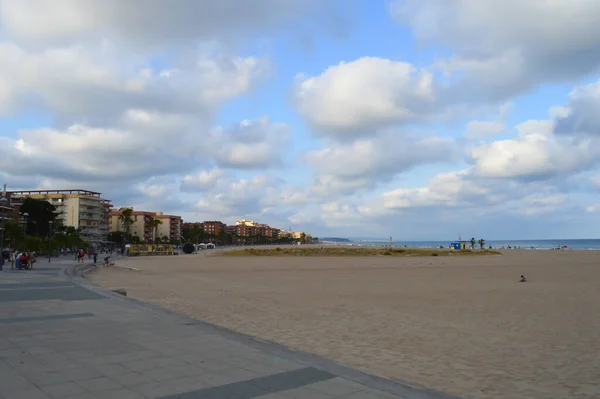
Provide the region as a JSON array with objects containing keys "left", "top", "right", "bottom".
[{"left": 87, "top": 248, "right": 600, "bottom": 398}]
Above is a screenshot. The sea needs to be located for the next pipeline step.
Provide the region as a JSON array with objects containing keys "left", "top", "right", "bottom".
[{"left": 331, "top": 239, "right": 600, "bottom": 250}]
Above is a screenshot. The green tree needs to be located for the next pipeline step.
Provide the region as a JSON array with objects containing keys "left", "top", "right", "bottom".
[
  {"left": 20, "top": 198, "right": 57, "bottom": 237},
  {"left": 478, "top": 238, "right": 485, "bottom": 249},
  {"left": 119, "top": 208, "right": 134, "bottom": 236},
  {"left": 183, "top": 224, "right": 205, "bottom": 244},
  {"left": 25, "top": 236, "right": 43, "bottom": 252},
  {"left": 2, "top": 220, "right": 23, "bottom": 248},
  {"left": 218, "top": 230, "right": 227, "bottom": 246},
  {"left": 54, "top": 226, "right": 86, "bottom": 250},
  {"left": 469, "top": 237, "right": 476, "bottom": 249}
]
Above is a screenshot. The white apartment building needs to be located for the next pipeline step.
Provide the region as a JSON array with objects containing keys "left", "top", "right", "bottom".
[{"left": 9, "top": 189, "right": 112, "bottom": 243}]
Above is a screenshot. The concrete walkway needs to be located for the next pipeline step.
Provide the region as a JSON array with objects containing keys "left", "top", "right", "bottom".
[{"left": 0, "top": 259, "right": 458, "bottom": 399}]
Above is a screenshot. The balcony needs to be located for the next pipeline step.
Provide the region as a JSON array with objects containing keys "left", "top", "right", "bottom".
[{"left": 79, "top": 213, "right": 102, "bottom": 220}]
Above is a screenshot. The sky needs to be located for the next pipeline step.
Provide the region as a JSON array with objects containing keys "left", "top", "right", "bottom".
[{"left": 1, "top": 0, "right": 600, "bottom": 240}]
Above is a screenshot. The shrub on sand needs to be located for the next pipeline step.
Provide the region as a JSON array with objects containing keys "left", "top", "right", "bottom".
[{"left": 222, "top": 247, "right": 501, "bottom": 257}]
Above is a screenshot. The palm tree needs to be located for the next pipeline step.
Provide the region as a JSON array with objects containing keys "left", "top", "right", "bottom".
[
  {"left": 478, "top": 238, "right": 485, "bottom": 249},
  {"left": 148, "top": 218, "right": 162, "bottom": 243},
  {"left": 469, "top": 237, "right": 476, "bottom": 250},
  {"left": 119, "top": 208, "right": 134, "bottom": 236}
]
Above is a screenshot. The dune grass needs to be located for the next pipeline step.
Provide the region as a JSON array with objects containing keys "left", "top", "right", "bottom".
[{"left": 221, "top": 247, "right": 502, "bottom": 257}]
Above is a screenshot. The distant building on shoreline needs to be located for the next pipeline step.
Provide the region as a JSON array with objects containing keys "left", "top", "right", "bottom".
[{"left": 181, "top": 218, "right": 312, "bottom": 245}]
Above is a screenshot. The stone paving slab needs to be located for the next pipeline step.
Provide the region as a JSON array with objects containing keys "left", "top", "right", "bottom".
[{"left": 0, "top": 260, "right": 459, "bottom": 399}]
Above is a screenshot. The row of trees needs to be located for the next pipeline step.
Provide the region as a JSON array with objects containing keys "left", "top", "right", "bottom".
[
  {"left": 469, "top": 237, "right": 486, "bottom": 249},
  {"left": 1, "top": 198, "right": 88, "bottom": 252}
]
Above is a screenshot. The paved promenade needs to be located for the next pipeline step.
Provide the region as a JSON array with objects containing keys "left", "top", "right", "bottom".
[{"left": 0, "top": 259, "right": 457, "bottom": 399}]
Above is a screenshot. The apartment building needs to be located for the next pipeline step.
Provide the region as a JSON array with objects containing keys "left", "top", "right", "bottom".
[
  {"left": 109, "top": 207, "right": 181, "bottom": 242},
  {"left": 9, "top": 189, "right": 111, "bottom": 242},
  {"left": 232, "top": 220, "right": 279, "bottom": 239},
  {"left": 203, "top": 221, "right": 226, "bottom": 236},
  {"left": 0, "top": 185, "right": 24, "bottom": 222},
  {"left": 182, "top": 222, "right": 204, "bottom": 231},
  {"left": 236, "top": 218, "right": 256, "bottom": 227},
  {"left": 156, "top": 213, "right": 182, "bottom": 243},
  {"left": 179, "top": 218, "right": 286, "bottom": 244},
  {"left": 225, "top": 225, "right": 237, "bottom": 236}
]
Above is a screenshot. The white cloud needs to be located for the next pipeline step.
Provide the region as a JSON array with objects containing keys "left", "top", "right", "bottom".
[
  {"left": 381, "top": 170, "right": 490, "bottom": 209},
  {"left": 320, "top": 202, "right": 369, "bottom": 227},
  {"left": 1, "top": 125, "right": 174, "bottom": 181},
  {"left": 293, "top": 57, "right": 435, "bottom": 136},
  {"left": 209, "top": 117, "right": 290, "bottom": 169},
  {"left": 470, "top": 119, "right": 600, "bottom": 180},
  {"left": 0, "top": 42, "right": 270, "bottom": 121},
  {"left": 181, "top": 169, "right": 228, "bottom": 193},
  {"left": 193, "top": 175, "right": 283, "bottom": 219},
  {"left": 463, "top": 121, "right": 505, "bottom": 140},
  {"left": 137, "top": 184, "right": 169, "bottom": 200},
  {"left": 0, "top": 0, "right": 337, "bottom": 48},
  {"left": 306, "top": 133, "right": 457, "bottom": 195},
  {"left": 510, "top": 194, "right": 566, "bottom": 216},
  {"left": 555, "top": 80, "right": 600, "bottom": 135},
  {"left": 318, "top": 167, "right": 572, "bottom": 235},
  {"left": 390, "top": 0, "right": 600, "bottom": 100},
  {"left": 586, "top": 204, "right": 600, "bottom": 213},
  {"left": 0, "top": 113, "right": 293, "bottom": 186}
]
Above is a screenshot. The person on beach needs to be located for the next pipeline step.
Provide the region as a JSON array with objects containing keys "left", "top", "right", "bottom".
[
  {"left": 104, "top": 255, "right": 110, "bottom": 267},
  {"left": 520, "top": 275, "right": 527, "bottom": 282},
  {"left": 93, "top": 252, "right": 98, "bottom": 264}
]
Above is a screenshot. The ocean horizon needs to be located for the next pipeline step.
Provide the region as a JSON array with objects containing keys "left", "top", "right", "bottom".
[{"left": 323, "top": 238, "right": 600, "bottom": 250}]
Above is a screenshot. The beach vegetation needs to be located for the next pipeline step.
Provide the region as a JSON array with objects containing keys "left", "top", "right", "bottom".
[{"left": 221, "top": 247, "right": 501, "bottom": 257}]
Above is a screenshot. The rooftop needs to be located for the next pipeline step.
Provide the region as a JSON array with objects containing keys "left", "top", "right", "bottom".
[{"left": 9, "top": 189, "right": 105, "bottom": 198}]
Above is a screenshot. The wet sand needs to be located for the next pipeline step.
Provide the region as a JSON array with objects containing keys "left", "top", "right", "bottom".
[{"left": 87, "top": 249, "right": 600, "bottom": 398}]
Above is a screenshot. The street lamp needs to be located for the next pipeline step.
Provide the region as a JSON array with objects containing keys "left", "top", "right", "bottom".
[
  {"left": 0, "top": 196, "right": 8, "bottom": 270},
  {"left": 21, "top": 212, "right": 29, "bottom": 243},
  {"left": 48, "top": 221, "right": 53, "bottom": 263}
]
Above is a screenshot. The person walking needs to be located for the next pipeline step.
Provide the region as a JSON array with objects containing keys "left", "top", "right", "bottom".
[{"left": 93, "top": 251, "right": 98, "bottom": 265}]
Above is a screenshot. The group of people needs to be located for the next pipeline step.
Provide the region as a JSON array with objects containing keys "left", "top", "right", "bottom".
[
  {"left": 1, "top": 247, "right": 111, "bottom": 271},
  {"left": 0, "top": 250, "right": 36, "bottom": 270},
  {"left": 75, "top": 248, "right": 111, "bottom": 266}
]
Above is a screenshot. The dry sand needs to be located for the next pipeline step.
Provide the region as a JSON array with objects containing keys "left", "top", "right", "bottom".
[{"left": 87, "top": 248, "right": 600, "bottom": 399}]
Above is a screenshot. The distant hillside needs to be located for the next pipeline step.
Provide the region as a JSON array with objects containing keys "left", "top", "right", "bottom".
[{"left": 319, "top": 237, "right": 352, "bottom": 243}]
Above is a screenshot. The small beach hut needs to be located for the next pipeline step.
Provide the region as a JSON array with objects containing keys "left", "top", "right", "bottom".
[{"left": 450, "top": 241, "right": 467, "bottom": 250}]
